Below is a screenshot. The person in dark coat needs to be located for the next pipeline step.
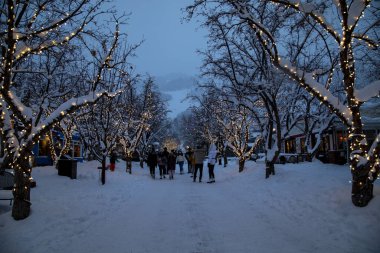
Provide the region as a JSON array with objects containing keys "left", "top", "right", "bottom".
[
  {"left": 185, "top": 147, "right": 194, "bottom": 174},
  {"left": 162, "top": 147, "right": 169, "bottom": 175},
  {"left": 110, "top": 152, "right": 117, "bottom": 172},
  {"left": 193, "top": 145, "right": 206, "bottom": 182},
  {"left": 157, "top": 152, "right": 167, "bottom": 179},
  {"left": 146, "top": 149, "right": 157, "bottom": 179},
  {"left": 167, "top": 150, "right": 177, "bottom": 180}
]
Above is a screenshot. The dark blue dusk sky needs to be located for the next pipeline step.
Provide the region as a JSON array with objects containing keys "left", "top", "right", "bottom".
[
  {"left": 114, "top": 0, "right": 207, "bottom": 77},
  {"left": 113, "top": 0, "right": 206, "bottom": 117}
]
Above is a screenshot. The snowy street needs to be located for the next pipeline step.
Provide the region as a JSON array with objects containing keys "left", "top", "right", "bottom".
[
  {"left": 1, "top": 160, "right": 379, "bottom": 253},
  {"left": 1, "top": 1, "right": 380, "bottom": 252}
]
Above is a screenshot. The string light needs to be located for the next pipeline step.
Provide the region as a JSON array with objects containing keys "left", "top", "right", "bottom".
[{"left": 230, "top": 0, "right": 379, "bottom": 203}]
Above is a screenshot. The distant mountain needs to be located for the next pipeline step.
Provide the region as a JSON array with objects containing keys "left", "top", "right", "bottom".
[{"left": 155, "top": 73, "right": 197, "bottom": 92}]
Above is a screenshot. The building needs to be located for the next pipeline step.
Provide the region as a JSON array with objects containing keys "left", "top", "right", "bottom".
[
  {"left": 33, "top": 130, "right": 84, "bottom": 166},
  {"left": 282, "top": 101, "right": 380, "bottom": 164}
]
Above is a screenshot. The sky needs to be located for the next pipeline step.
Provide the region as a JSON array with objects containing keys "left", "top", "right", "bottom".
[{"left": 113, "top": 0, "right": 207, "bottom": 118}]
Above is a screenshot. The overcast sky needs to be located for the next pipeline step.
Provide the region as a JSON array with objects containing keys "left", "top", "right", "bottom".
[{"left": 113, "top": 0, "right": 206, "bottom": 117}]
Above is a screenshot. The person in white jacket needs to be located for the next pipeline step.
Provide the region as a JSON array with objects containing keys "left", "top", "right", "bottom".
[
  {"left": 207, "top": 143, "right": 218, "bottom": 183},
  {"left": 176, "top": 150, "right": 185, "bottom": 174}
]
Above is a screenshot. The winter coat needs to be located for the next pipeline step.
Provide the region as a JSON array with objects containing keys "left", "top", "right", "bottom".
[
  {"left": 110, "top": 154, "right": 117, "bottom": 164},
  {"left": 189, "top": 152, "right": 195, "bottom": 165},
  {"left": 147, "top": 152, "right": 157, "bottom": 168},
  {"left": 162, "top": 149, "right": 169, "bottom": 159},
  {"left": 207, "top": 144, "right": 218, "bottom": 166},
  {"left": 157, "top": 154, "right": 167, "bottom": 166},
  {"left": 185, "top": 151, "right": 191, "bottom": 162},
  {"left": 176, "top": 154, "right": 185, "bottom": 163},
  {"left": 193, "top": 148, "right": 206, "bottom": 164},
  {"left": 167, "top": 153, "right": 177, "bottom": 170}
]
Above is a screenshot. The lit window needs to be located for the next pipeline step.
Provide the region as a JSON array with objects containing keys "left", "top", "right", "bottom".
[
  {"left": 73, "top": 142, "right": 81, "bottom": 157},
  {"left": 39, "top": 138, "right": 50, "bottom": 156}
]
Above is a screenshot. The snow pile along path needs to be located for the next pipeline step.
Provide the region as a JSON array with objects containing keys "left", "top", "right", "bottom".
[{"left": 0, "top": 159, "right": 379, "bottom": 253}]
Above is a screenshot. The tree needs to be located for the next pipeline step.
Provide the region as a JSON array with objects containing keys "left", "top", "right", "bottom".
[
  {"left": 187, "top": 0, "right": 380, "bottom": 206},
  {"left": 118, "top": 77, "right": 165, "bottom": 170},
  {"left": 218, "top": 98, "right": 261, "bottom": 172},
  {"left": 194, "top": 15, "right": 297, "bottom": 176},
  {"left": 191, "top": 85, "right": 261, "bottom": 172},
  {"left": 135, "top": 78, "right": 169, "bottom": 164},
  {"left": 0, "top": 0, "right": 127, "bottom": 219},
  {"left": 75, "top": 39, "right": 141, "bottom": 183},
  {"left": 47, "top": 116, "right": 76, "bottom": 166}
]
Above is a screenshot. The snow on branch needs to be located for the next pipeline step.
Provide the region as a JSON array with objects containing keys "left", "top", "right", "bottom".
[
  {"left": 27, "top": 89, "right": 124, "bottom": 145},
  {"left": 23, "top": 0, "right": 88, "bottom": 39},
  {"left": 368, "top": 132, "right": 380, "bottom": 158},
  {"left": 268, "top": 0, "right": 340, "bottom": 43},
  {"left": 367, "top": 132, "right": 380, "bottom": 180},
  {"left": 14, "top": 26, "right": 83, "bottom": 61},
  {"left": 230, "top": 1, "right": 357, "bottom": 126},
  {"left": 234, "top": 3, "right": 275, "bottom": 41},
  {"left": 243, "top": 135, "right": 262, "bottom": 159},
  {"left": 6, "top": 90, "right": 33, "bottom": 121},
  {"left": 232, "top": 2, "right": 278, "bottom": 58},
  {"left": 277, "top": 58, "right": 352, "bottom": 125},
  {"left": 354, "top": 80, "right": 380, "bottom": 103},
  {"left": 13, "top": 0, "right": 104, "bottom": 63},
  {"left": 347, "top": 0, "right": 368, "bottom": 28},
  {"left": 0, "top": 103, "right": 20, "bottom": 155},
  {"left": 92, "top": 23, "right": 120, "bottom": 90}
]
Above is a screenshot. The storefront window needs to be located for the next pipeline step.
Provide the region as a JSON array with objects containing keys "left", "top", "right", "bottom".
[
  {"left": 285, "top": 139, "right": 296, "bottom": 153},
  {"left": 336, "top": 131, "right": 347, "bottom": 150},
  {"left": 73, "top": 142, "right": 81, "bottom": 157},
  {"left": 39, "top": 138, "right": 50, "bottom": 156},
  {"left": 320, "top": 135, "right": 330, "bottom": 152}
]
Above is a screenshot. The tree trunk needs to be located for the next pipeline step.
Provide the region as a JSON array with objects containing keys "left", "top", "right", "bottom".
[
  {"left": 12, "top": 149, "right": 32, "bottom": 220},
  {"left": 101, "top": 156, "right": 106, "bottom": 185},
  {"left": 265, "top": 161, "right": 275, "bottom": 179},
  {"left": 47, "top": 131, "right": 57, "bottom": 166},
  {"left": 238, "top": 159, "right": 245, "bottom": 173},
  {"left": 348, "top": 108, "right": 373, "bottom": 206},
  {"left": 306, "top": 153, "right": 313, "bottom": 162},
  {"left": 351, "top": 164, "right": 373, "bottom": 207},
  {"left": 127, "top": 156, "right": 132, "bottom": 174},
  {"left": 223, "top": 153, "right": 228, "bottom": 167},
  {"left": 339, "top": 44, "right": 375, "bottom": 207}
]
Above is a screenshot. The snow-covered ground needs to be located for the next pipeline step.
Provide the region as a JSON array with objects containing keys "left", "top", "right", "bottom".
[{"left": 1, "top": 159, "right": 379, "bottom": 253}]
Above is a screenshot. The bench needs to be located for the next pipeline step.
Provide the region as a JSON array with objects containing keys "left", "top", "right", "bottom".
[{"left": 0, "top": 170, "right": 14, "bottom": 205}]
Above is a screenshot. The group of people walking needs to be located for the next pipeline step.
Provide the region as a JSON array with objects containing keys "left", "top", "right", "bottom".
[
  {"left": 145, "top": 143, "right": 218, "bottom": 183},
  {"left": 146, "top": 147, "right": 185, "bottom": 179}
]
